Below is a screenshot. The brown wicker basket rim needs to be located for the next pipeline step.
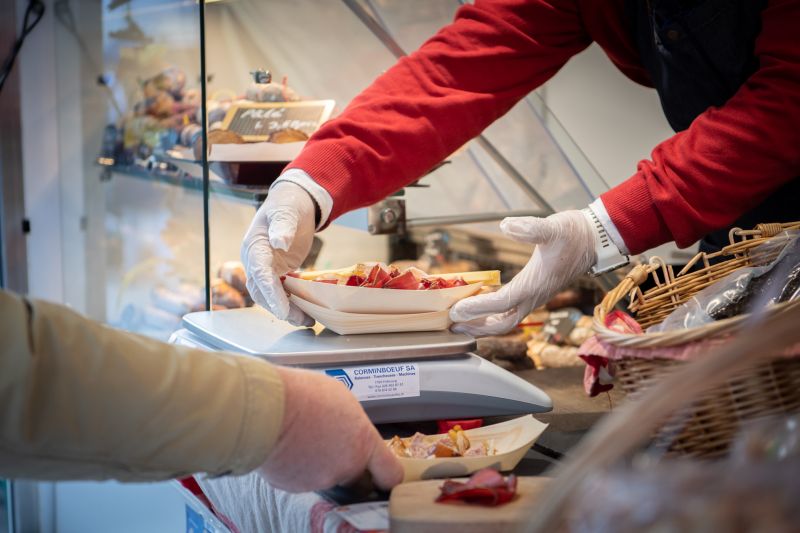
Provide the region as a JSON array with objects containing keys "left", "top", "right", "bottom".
[
  {"left": 593, "top": 222, "right": 800, "bottom": 348},
  {"left": 593, "top": 297, "right": 800, "bottom": 348}
]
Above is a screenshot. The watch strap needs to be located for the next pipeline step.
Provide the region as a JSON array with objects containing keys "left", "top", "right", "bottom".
[{"left": 581, "top": 207, "right": 630, "bottom": 276}]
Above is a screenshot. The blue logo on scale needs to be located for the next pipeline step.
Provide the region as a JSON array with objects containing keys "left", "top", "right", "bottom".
[{"left": 325, "top": 369, "right": 354, "bottom": 390}]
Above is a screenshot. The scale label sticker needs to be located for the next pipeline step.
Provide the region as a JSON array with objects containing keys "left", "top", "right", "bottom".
[{"left": 325, "top": 363, "right": 420, "bottom": 402}]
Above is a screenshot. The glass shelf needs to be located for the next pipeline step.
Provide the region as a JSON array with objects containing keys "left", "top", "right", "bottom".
[{"left": 101, "top": 162, "right": 269, "bottom": 205}]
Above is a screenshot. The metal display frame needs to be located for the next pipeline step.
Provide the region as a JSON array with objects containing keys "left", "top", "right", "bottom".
[{"left": 0, "top": 0, "right": 28, "bottom": 294}]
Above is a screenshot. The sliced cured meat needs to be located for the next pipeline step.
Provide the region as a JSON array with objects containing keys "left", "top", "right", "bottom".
[
  {"left": 436, "top": 468, "right": 517, "bottom": 506},
  {"left": 292, "top": 263, "right": 473, "bottom": 290},
  {"left": 382, "top": 270, "right": 419, "bottom": 290},
  {"left": 345, "top": 275, "right": 365, "bottom": 286},
  {"left": 363, "top": 263, "right": 391, "bottom": 288}
]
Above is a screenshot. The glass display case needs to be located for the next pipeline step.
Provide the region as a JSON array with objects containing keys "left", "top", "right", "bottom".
[
  {"left": 43, "top": 0, "right": 612, "bottom": 345},
  {"left": 5, "top": 1, "right": 687, "bottom": 530}
]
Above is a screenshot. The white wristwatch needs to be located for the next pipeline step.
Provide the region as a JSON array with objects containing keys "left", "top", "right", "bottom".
[{"left": 581, "top": 207, "right": 630, "bottom": 276}]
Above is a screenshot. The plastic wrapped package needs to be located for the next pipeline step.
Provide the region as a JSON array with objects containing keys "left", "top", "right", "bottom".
[{"left": 649, "top": 233, "right": 800, "bottom": 332}]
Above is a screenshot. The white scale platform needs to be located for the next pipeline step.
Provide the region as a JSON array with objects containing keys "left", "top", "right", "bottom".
[{"left": 171, "top": 307, "right": 552, "bottom": 423}]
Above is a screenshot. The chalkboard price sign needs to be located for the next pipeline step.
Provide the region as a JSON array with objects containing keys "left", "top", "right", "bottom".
[{"left": 221, "top": 100, "right": 335, "bottom": 141}]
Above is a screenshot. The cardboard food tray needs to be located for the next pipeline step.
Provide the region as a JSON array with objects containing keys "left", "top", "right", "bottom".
[
  {"left": 166, "top": 142, "right": 306, "bottom": 185},
  {"left": 283, "top": 276, "right": 483, "bottom": 314},
  {"left": 208, "top": 141, "right": 305, "bottom": 162},
  {"left": 393, "top": 415, "right": 549, "bottom": 482},
  {"left": 289, "top": 294, "right": 451, "bottom": 335},
  {"left": 210, "top": 142, "right": 306, "bottom": 185}
]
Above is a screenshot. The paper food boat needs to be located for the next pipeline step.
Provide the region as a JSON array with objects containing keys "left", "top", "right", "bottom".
[
  {"left": 393, "top": 415, "right": 548, "bottom": 482},
  {"left": 283, "top": 275, "right": 484, "bottom": 314},
  {"left": 289, "top": 294, "right": 451, "bottom": 335}
]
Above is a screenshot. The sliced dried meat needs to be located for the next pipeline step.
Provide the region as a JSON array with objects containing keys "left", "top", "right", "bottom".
[
  {"left": 436, "top": 468, "right": 517, "bottom": 506},
  {"left": 345, "top": 275, "right": 365, "bottom": 286},
  {"left": 463, "top": 467, "right": 506, "bottom": 489},
  {"left": 463, "top": 445, "right": 487, "bottom": 457},
  {"left": 293, "top": 263, "right": 473, "bottom": 290},
  {"left": 383, "top": 270, "right": 420, "bottom": 290},
  {"left": 406, "top": 432, "right": 432, "bottom": 459},
  {"left": 363, "top": 263, "right": 391, "bottom": 288}
]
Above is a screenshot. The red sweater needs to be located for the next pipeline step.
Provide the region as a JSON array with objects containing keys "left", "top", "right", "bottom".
[{"left": 286, "top": 0, "right": 800, "bottom": 254}]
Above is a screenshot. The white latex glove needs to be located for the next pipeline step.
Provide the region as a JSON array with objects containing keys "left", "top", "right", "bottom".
[
  {"left": 259, "top": 366, "right": 404, "bottom": 492},
  {"left": 241, "top": 182, "right": 316, "bottom": 326},
  {"left": 449, "top": 210, "right": 596, "bottom": 337}
]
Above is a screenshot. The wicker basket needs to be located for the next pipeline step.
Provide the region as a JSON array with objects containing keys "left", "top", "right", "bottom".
[{"left": 593, "top": 222, "right": 800, "bottom": 458}]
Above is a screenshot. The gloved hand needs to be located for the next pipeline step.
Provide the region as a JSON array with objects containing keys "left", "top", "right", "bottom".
[
  {"left": 259, "top": 366, "right": 404, "bottom": 492},
  {"left": 241, "top": 182, "right": 316, "bottom": 326},
  {"left": 449, "top": 210, "right": 596, "bottom": 336}
]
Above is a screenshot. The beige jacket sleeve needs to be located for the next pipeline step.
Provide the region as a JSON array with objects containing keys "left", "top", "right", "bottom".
[{"left": 0, "top": 290, "right": 284, "bottom": 481}]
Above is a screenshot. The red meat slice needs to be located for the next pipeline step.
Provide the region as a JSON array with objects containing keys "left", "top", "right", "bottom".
[
  {"left": 298, "top": 267, "right": 473, "bottom": 290},
  {"left": 421, "top": 276, "right": 468, "bottom": 290},
  {"left": 382, "top": 271, "right": 419, "bottom": 290},
  {"left": 345, "top": 275, "right": 366, "bottom": 286},
  {"left": 464, "top": 468, "right": 507, "bottom": 489},
  {"left": 437, "top": 486, "right": 516, "bottom": 506},
  {"left": 363, "top": 264, "right": 391, "bottom": 288},
  {"left": 436, "top": 468, "right": 517, "bottom": 507}
]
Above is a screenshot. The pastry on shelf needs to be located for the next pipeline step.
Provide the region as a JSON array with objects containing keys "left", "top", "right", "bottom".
[
  {"left": 211, "top": 278, "right": 246, "bottom": 309},
  {"left": 192, "top": 129, "right": 245, "bottom": 160},
  {"left": 217, "top": 260, "right": 247, "bottom": 296},
  {"left": 268, "top": 128, "right": 308, "bottom": 143}
]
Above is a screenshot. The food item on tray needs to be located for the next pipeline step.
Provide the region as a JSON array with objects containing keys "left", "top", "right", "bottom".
[
  {"left": 218, "top": 260, "right": 248, "bottom": 295},
  {"left": 437, "top": 468, "right": 518, "bottom": 506},
  {"left": 192, "top": 128, "right": 245, "bottom": 160},
  {"left": 527, "top": 340, "right": 581, "bottom": 369},
  {"left": 217, "top": 260, "right": 253, "bottom": 307},
  {"left": 491, "top": 307, "right": 593, "bottom": 369},
  {"left": 388, "top": 425, "right": 497, "bottom": 459},
  {"left": 268, "top": 128, "right": 309, "bottom": 143},
  {"left": 245, "top": 80, "right": 300, "bottom": 103},
  {"left": 288, "top": 263, "right": 500, "bottom": 291},
  {"left": 568, "top": 318, "right": 595, "bottom": 346},
  {"left": 295, "top": 264, "right": 465, "bottom": 290},
  {"left": 211, "top": 278, "right": 246, "bottom": 309},
  {"left": 110, "top": 66, "right": 312, "bottom": 167}
]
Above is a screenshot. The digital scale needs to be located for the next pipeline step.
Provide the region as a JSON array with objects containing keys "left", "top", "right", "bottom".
[{"left": 170, "top": 306, "right": 552, "bottom": 423}]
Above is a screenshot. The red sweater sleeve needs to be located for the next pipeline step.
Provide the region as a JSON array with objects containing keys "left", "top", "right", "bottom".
[
  {"left": 601, "top": 0, "right": 800, "bottom": 254},
  {"left": 285, "top": 0, "right": 590, "bottom": 223}
]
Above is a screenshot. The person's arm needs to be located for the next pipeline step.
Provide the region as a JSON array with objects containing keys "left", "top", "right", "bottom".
[
  {"left": 0, "top": 290, "right": 403, "bottom": 490},
  {"left": 601, "top": 0, "right": 800, "bottom": 254},
  {"left": 243, "top": 0, "right": 590, "bottom": 322},
  {"left": 0, "top": 290, "right": 283, "bottom": 481},
  {"left": 285, "top": 0, "right": 591, "bottom": 226}
]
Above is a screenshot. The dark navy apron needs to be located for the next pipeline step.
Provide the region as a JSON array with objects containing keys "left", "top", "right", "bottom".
[{"left": 627, "top": 0, "right": 800, "bottom": 253}]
